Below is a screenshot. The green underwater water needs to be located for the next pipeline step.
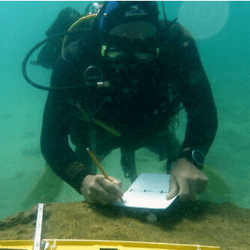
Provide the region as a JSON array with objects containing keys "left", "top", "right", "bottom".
[{"left": 0, "top": 1, "right": 250, "bottom": 221}]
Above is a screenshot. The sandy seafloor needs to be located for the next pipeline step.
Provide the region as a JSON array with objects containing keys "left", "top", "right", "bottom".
[
  {"left": 0, "top": 201, "right": 250, "bottom": 250},
  {"left": 0, "top": 1, "right": 250, "bottom": 249}
]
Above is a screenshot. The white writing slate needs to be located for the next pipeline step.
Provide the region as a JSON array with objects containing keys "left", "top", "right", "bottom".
[{"left": 115, "top": 173, "right": 178, "bottom": 209}]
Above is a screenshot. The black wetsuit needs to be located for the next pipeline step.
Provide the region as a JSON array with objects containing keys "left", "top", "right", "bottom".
[{"left": 40, "top": 22, "right": 218, "bottom": 193}]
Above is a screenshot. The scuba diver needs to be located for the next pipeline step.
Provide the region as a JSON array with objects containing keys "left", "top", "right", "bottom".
[{"left": 26, "top": 1, "right": 218, "bottom": 205}]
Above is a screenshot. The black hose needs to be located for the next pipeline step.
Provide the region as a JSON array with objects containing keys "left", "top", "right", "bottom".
[{"left": 22, "top": 31, "right": 89, "bottom": 91}]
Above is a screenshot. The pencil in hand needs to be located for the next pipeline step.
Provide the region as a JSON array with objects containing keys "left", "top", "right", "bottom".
[{"left": 86, "top": 148, "right": 123, "bottom": 202}]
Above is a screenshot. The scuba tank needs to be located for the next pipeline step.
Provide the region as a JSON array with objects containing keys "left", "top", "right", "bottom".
[{"left": 30, "top": 7, "right": 81, "bottom": 69}]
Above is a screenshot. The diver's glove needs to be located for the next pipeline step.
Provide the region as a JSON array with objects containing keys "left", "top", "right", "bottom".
[{"left": 81, "top": 174, "right": 123, "bottom": 205}]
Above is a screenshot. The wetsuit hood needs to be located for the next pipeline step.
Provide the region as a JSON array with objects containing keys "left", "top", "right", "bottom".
[{"left": 95, "top": 1, "right": 159, "bottom": 42}]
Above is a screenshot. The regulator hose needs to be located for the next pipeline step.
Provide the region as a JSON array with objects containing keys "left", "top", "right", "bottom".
[{"left": 22, "top": 31, "right": 89, "bottom": 91}]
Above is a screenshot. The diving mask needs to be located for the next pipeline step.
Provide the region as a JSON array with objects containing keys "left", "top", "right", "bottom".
[{"left": 101, "top": 45, "right": 159, "bottom": 64}]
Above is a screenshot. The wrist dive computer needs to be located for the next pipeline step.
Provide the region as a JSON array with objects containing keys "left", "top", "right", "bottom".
[{"left": 179, "top": 149, "right": 206, "bottom": 169}]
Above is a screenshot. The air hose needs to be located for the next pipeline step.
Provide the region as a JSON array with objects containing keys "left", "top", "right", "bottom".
[{"left": 22, "top": 31, "right": 90, "bottom": 91}]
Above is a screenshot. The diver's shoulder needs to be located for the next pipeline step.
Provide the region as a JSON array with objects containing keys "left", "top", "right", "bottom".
[{"left": 61, "top": 35, "right": 98, "bottom": 64}]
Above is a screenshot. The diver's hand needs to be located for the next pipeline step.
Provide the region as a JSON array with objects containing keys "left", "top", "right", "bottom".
[
  {"left": 81, "top": 174, "right": 123, "bottom": 205},
  {"left": 166, "top": 158, "right": 208, "bottom": 202}
]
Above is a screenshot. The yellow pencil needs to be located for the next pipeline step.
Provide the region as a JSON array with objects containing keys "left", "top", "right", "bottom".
[
  {"left": 86, "top": 148, "right": 111, "bottom": 181},
  {"left": 86, "top": 148, "right": 123, "bottom": 202}
]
